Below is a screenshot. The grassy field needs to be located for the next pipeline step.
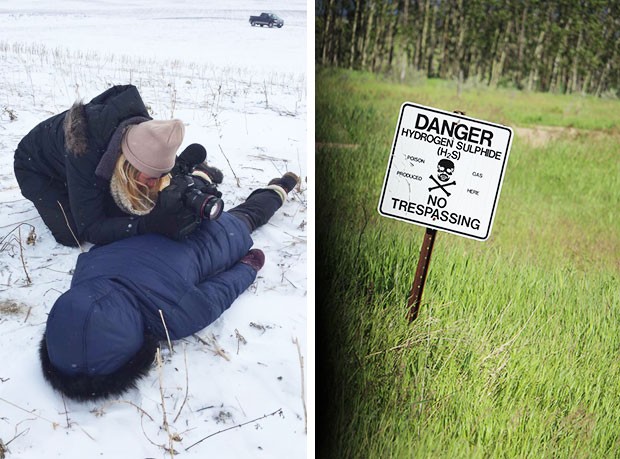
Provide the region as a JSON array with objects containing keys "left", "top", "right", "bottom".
[{"left": 316, "top": 68, "right": 620, "bottom": 458}]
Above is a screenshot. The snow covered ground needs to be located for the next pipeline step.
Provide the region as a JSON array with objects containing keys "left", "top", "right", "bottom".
[{"left": 0, "top": 1, "right": 309, "bottom": 458}]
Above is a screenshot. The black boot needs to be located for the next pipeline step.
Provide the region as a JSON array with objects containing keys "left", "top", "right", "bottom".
[
  {"left": 268, "top": 172, "right": 300, "bottom": 194},
  {"left": 195, "top": 163, "right": 224, "bottom": 184}
]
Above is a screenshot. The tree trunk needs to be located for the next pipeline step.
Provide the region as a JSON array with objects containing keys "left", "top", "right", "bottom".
[
  {"left": 437, "top": 1, "right": 452, "bottom": 78},
  {"left": 370, "top": 1, "right": 387, "bottom": 72},
  {"left": 417, "top": 0, "right": 430, "bottom": 70},
  {"left": 487, "top": 27, "right": 500, "bottom": 85},
  {"left": 595, "top": 59, "right": 612, "bottom": 97},
  {"left": 361, "top": 2, "right": 376, "bottom": 70},
  {"left": 569, "top": 29, "right": 582, "bottom": 93},
  {"left": 399, "top": 0, "right": 410, "bottom": 82},
  {"left": 454, "top": 0, "right": 467, "bottom": 84},
  {"left": 320, "top": 0, "right": 335, "bottom": 66},
  {"left": 491, "top": 21, "right": 513, "bottom": 87},
  {"left": 528, "top": 29, "right": 546, "bottom": 91},
  {"left": 581, "top": 73, "right": 591, "bottom": 95},
  {"left": 515, "top": 5, "right": 527, "bottom": 88},
  {"left": 549, "top": 19, "right": 572, "bottom": 93},
  {"left": 387, "top": 2, "right": 400, "bottom": 71},
  {"left": 349, "top": 0, "right": 362, "bottom": 69},
  {"left": 426, "top": 0, "right": 438, "bottom": 76}
]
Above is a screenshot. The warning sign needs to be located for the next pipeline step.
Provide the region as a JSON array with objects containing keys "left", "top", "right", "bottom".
[{"left": 378, "top": 103, "right": 513, "bottom": 240}]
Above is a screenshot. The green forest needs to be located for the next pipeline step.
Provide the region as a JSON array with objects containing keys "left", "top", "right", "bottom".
[{"left": 316, "top": 0, "right": 620, "bottom": 96}]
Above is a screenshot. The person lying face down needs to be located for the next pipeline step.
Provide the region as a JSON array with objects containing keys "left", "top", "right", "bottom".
[{"left": 39, "top": 172, "right": 300, "bottom": 401}]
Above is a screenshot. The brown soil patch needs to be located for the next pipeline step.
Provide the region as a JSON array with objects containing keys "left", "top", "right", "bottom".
[
  {"left": 514, "top": 126, "right": 581, "bottom": 147},
  {"left": 514, "top": 125, "right": 617, "bottom": 147},
  {"left": 316, "top": 142, "right": 359, "bottom": 150}
]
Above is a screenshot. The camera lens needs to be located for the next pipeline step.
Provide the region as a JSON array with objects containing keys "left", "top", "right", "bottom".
[
  {"left": 203, "top": 196, "right": 224, "bottom": 220},
  {"left": 184, "top": 188, "right": 224, "bottom": 221}
]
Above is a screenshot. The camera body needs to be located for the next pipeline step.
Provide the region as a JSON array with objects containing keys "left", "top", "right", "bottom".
[{"left": 162, "top": 145, "right": 224, "bottom": 222}]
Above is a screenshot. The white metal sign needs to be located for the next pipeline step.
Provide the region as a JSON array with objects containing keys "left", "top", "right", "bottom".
[{"left": 378, "top": 103, "right": 513, "bottom": 240}]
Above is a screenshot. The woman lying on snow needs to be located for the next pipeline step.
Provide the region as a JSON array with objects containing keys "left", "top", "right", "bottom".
[
  {"left": 39, "top": 171, "right": 300, "bottom": 401},
  {"left": 14, "top": 84, "right": 222, "bottom": 246}
]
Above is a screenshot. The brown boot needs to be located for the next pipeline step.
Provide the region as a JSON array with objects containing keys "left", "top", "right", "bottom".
[{"left": 240, "top": 249, "right": 266, "bottom": 271}]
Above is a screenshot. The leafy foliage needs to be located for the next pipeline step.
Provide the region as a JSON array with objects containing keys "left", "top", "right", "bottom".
[{"left": 317, "top": 0, "right": 620, "bottom": 96}]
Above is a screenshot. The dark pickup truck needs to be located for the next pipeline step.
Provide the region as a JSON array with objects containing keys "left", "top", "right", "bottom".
[{"left": 249, "top": 12, "right": 284, "bottom": 28}]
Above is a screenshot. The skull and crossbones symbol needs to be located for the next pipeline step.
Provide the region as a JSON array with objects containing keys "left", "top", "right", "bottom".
[{"left": 429, "top": 159, "right": 456, "bottom": 196}]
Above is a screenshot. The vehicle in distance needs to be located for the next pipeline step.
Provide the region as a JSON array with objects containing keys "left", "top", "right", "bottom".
[{"left": 249, "top": 12, "right": 284, "bottom": 28}]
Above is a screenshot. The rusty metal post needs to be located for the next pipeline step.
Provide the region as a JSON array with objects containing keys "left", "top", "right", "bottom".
[{"left": 407, "top": 227, "right": 437, "bottom": 322}]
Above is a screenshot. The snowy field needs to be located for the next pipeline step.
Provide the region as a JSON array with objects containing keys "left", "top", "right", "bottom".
[{"left": 0, "top": 1, "right": 309, "bottom": 458}]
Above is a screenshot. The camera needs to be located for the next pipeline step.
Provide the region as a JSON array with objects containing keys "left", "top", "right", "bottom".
[
  {"left": 164, "top": 144, "right": 224, "bottom": 221},
  {"left": 164, "top": 174, "right": 224, "bottom": 221}
]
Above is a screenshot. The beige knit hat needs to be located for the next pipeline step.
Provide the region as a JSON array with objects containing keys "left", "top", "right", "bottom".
[{"left": 121, "top": 120, "right": 185, "bottom": 177}]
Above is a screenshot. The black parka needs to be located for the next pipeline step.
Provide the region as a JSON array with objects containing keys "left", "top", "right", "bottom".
[{"left": 14, "top": 85, "right": 152, "bottom": 244}]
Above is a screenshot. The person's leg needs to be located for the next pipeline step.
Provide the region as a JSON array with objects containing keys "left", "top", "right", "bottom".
[
  {"left": 174, "top": 253, "right": 264, "bottom": 336},
  {"left": 228, "top": 189, "right": 282, "bottom": 232},
  {"left": 14, "top": 165, "right": 80, "bottom": 247},
  {"left": 228, "top": 172, "right": 299, "bottom": 232},
  {"left": 35, "top": 198, "right": 80, "bottom": 247}
]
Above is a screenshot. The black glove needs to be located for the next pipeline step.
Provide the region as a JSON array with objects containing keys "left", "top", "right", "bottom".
[{"left": 138, "top": 188, "right": 200, "bottom": 240}]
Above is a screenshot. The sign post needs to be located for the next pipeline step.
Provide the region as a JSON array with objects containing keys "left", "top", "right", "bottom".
[
  {"left": 378, "top": 103, "right": 513, "bottom": 321},
  {"left": 406, "top": 227, "right": 437, "bottom": 321}
]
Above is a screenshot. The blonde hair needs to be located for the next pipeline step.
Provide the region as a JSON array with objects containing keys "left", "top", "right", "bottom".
[{"left": 112, "top": 154, "right": 164, "bottom": 214}]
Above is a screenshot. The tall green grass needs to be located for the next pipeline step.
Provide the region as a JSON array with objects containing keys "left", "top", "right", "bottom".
[{"left": 317, "top": 68, "right": 620, "bottom": 458}]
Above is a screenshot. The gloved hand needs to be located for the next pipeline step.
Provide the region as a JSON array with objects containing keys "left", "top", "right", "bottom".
[{"left": 138, "top": 188, "right": 200, "bottom": 240}]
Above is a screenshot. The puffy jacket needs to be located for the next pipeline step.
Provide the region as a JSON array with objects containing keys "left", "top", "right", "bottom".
[
  {"left": 14, "top": 85, "right": 152, "bottom": 244},
  {"left": 43, "top": 213, "right": 255, "bottom": 379}
]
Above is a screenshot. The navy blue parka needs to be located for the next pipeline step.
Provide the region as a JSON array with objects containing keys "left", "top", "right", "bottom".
[{"left": 42, "top": 212, "right": 256, "bottom": 385}]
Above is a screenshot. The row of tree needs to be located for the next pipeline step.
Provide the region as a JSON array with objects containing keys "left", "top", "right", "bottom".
[{"left": 316, "top": 0, "right": 620, "bottom": 96}]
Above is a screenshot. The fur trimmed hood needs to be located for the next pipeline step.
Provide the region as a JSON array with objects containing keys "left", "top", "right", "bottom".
[
  {"left": 63, "top": 101, "right": 89, "bottom": 156},
  {"left": 40, "top": 333, "right": 158, "bottom": 401},
  {"left": 40, "top": 279, "right": 158, "bottom": 401},
  {"left": 63, "top": 99, "right": 149, "bottom": 180}
]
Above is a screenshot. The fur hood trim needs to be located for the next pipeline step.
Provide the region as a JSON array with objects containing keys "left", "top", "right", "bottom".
[
  {"left": 109, "top": 171, "right": 154, "bottom": 216},
  {"left": 63, "top": 99, "right": 149, "bottom": 170},
  {"left": 39, "top": 333, "right": 159, "bottom": 402},
  {"left": 110, "top": 174, "right": 155, "bottom": 216},
  {"left": 63, "top": 101, "right": 88, "bottom": 156}
]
